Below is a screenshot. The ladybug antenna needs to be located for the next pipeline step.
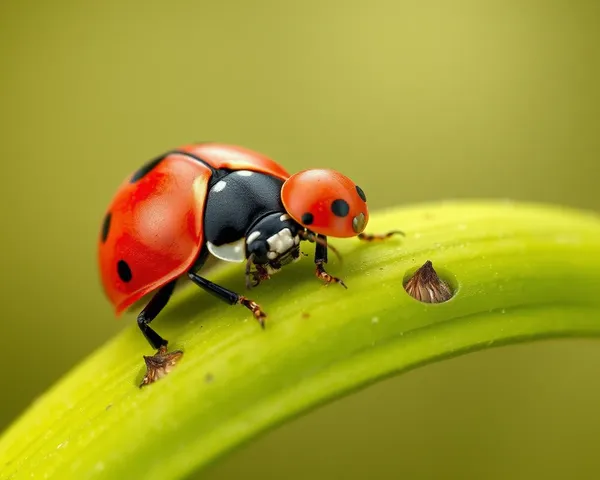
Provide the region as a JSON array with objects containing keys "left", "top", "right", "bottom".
[{"left": 302, "top": 232, "right": 343, "bottom": 264}]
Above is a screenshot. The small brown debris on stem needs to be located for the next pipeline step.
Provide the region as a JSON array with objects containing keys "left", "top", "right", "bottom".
[
  {"left": 141, "top": 346, "right": 184, "bottom": 387},
  {"left": 404, "top": 260, "right": 453, "bottom": 303}
]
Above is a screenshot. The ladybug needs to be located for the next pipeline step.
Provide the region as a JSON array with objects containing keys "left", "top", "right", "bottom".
[{"left": 98, "top": 143, "right": 401, "bottom": 385}]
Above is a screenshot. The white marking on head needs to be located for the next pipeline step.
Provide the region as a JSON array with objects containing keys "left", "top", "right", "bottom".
[
  {"left": 235, "top": 170, "right": 253, "bottom": 177},
  {"left": 280, "top": 214, "right": 290, "bottom": 222},
  {"left": 266, "top": 228, "right": 294, "bottom": 255},
  {"left": 267, "top": 251, "right": 278, "bottom": 260},
  {"left": 246, "top": 231, "right": 261, "bottom": 245},
  {"left": 207, "top": 238, "right": 246, "bottom": 263},
  {"left": 212, "top": 180, "right": 227, "bottom": 192}
]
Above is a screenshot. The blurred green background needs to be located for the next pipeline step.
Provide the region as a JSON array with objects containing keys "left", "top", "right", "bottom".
[{"left": 1, "top": 0, "right": 599, "bottom": 478}]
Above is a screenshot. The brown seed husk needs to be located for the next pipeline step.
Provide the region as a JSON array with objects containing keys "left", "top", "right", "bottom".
[{"left": 404, "top": 260, "right": 453, "bottom": 303}]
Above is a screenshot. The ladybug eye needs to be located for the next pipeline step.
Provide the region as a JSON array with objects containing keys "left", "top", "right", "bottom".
[{"left": 352, "top": 212, "right": 366, "bottom": 233}]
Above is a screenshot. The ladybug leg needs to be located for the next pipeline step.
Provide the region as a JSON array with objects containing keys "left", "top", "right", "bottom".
[
  {"left": 138, "top": 280, "right": 184, "bottom": 387},
  {"left": 357, "top": 230, "right": 405, "bottom": 242},
  {"left": 137, "top": 281, "right": 175, "bottom": 349},
  {"left": 245, "top": 256, "right": 271, "bottom": 289},
  {"left": 187, "top": 271, "right": 267, "bottom": 328},
  {"left": 314, "top": 234, "right": 347, "bottom": 289}
]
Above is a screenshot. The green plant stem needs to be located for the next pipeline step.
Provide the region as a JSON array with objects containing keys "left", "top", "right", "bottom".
[{"left": 1, "top": 200, "right": 599, "bottom": 480}]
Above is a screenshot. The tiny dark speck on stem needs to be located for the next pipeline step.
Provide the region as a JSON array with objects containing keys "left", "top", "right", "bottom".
[{"left": 404, "top": 260, "right": 454, "bottom": 303}]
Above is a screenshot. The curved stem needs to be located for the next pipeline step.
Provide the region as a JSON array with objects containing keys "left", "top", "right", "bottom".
[{"left": 1, "top": 200, "right": 599, "bottom": 480}]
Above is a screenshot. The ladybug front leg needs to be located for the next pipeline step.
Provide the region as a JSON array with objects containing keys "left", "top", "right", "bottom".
[
  {"left": 314, "top": 234, "right": 347, "bottom": 289},
  {"left": 358, "top": 230, "right": 405, "bottom": 242},
  {"left": 187, "top": 271, "right": 267, "bottom": 328},
  {"left": 138, "top": 280, "right": 184, "bottom": 387},
  {"left": 245, "top": 262, "right": 271, "bottom": 289}
]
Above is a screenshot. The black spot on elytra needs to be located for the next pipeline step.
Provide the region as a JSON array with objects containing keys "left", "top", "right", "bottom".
[
  {"left": 301, "top": 212, "right": 314, "bottom": 225},
  {"left": 356, "top": 185, "right": 367, "bottom": 202},
  {"left": 331, "top": 199, "right": 350, "bottom": 217},
  {"left": 130, "top": 156, "right": 164, "bottom": 183},
  {"left": 101, "top": 212, "right": 111, "bottom": 243},
  {"left": 117, "top": 260, "right": 132, "bottom": 282}
]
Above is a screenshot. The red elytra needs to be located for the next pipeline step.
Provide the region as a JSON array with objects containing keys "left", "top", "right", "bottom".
[{"left": 98, "top": 143, "right": 290, "bottom": 315}]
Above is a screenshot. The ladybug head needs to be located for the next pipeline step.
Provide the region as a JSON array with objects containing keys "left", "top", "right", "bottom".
[
  {"left": 245, "top": 212, "right": 302, "bottom": 269},
  {"left": 281, "top": 169, "right": 369, "bottom": 238}
]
